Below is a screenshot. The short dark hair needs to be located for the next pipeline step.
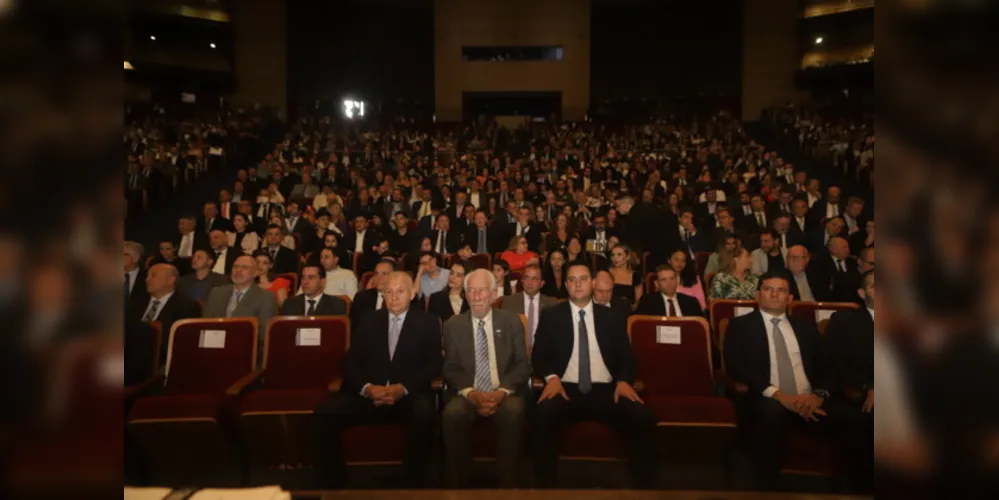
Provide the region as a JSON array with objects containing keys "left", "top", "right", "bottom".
[
  {"left": 654, "top": 264, "right": 676, "bottom": 276},
  {"left": 376, "top": 258, "right": 398, "bottom": 271},
  {"left": 394, "top": 210, "right": 408, "bottom": 218},
  {"left": 862, "top": 269, "right": 874, "bottom": 286},
  {"left": 756, "top": 271, "right": 791, "bottom": 291},
  {"left": 760, "top": 229, "right": 779, "bottom": 240},
  {"left": 266, "top": 223, "right": 283, "bottom": 233},
  {"left": 493, "top": 258, "right": 510, "bottom": 273},
  {"left": 566, "top": 261, "right": 592, "bottom": 277},
  {"left": 302, "top": 260, "right": 327, "bottom": 280},
  {"left": 420, "top": 251, "right": 440, "bottom": 265},
  {"left": 251, "top": 249, "right": 273, "bottom": 263}
]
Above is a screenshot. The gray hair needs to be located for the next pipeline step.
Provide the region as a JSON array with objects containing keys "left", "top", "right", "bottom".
[
  {"left": 463, "top": 268, "right": 498, "bottom": 293},
  {"left": 124, "top": 241, "right": 144, "bottom": 258}
]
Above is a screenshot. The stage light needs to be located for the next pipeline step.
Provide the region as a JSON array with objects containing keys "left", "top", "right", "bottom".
[
  {"left": 149, "top": 35, "right": 156, "bottom": 41},
  {"left": 815, "top": 36, "right": 824, "bottom": 45},
  {"left": 342, "top": 99, "right": 365, "bottom": 119},
  {"left": 209, "top": 42, "right": 216, "bottom": 49}
]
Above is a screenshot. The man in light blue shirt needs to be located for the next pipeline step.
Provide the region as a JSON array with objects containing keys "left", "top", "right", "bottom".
[{"left": 418, "top": 251, "right": 450, "bottom": 299}]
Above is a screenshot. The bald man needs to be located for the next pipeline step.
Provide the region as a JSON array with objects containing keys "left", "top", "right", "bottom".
[
  {"left": 785, "top": 245, "right": 818, "bottom": 302},
  {"left": 592, "top": 270, "right": 632, "bottom": 318},
  {"left": 133, "top": 263, "right": 201, "bottom": 361},
  {"left": 203, "top": 255, "right": 277, "bottom": 359},
  {"left": 315, "top": 272, "right": 442, "bottom": 488},
  {"left": 807, "top": 237, "right": 861, "bottom": 303}
]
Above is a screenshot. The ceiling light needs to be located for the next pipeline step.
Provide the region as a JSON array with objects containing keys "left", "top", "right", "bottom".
[
  {"left": 815, "top": 37, "right": 824, "bottom": 45},
  {"left": 209, "top": 42, "right": 216, "bottom": 49},
  {"left": 124, "top": 61, "right": 134, "bottom": 70},
  {"left": 149, "top": 35, "right": 156, "bottom": 41}
]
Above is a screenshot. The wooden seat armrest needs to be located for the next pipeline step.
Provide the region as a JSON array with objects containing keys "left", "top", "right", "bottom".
[
  {"left": 328, "top": 376, "right": 343, "bottom": 393},
  {"left": 431, "top": 376, "right": 445, "bottom": 392},
  {"left": 225, "top": 369, "right": 265, "bottom": 397},
  {"left": 125, "top": 373, "right": 165, "bottom": 399}
]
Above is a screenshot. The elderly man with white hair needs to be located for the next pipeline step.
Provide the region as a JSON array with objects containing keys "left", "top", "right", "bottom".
[
  {"left": 441, "top": 268, "right": 531, "bottom": 488},
  {"left": 124, "top": 241, "right": 149, "bottom": 305}
]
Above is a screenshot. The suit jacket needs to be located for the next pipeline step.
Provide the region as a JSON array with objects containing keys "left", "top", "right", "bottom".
[
  {"left": 266, "top": 246, "right": 300, "bottom": 275},
  {"left": 499, "top": 292, "right": 558, "bottom": 315},
  {"left": 350, "top": 288, "right": 381, "bottom": 329},
  {"left": 464, "top": 223, "right": 505, "bottom": 254},
  {"left": 429, "top": 229, "right": 463, "bottom": 255},
  {"left": 133, "top": 291, "right": 201, "bottom": 342},
  {"left": 787, "top": 270, "right": 822, "bottom": 302},
  {"left": 808, "top": 200, "right": 847, "bottom": 225},
  {"left": 750, "top": 247, "right": 789, "bottom": 276},
  {"left": 442, "top": 309, "right": 531, "bottom": 396},
  {"left": 510, "top": 222, "right": 544, "bottom": 253},
  {"left": 342, "top": 308, "right": 443, "bottom": 396},
  {"left": 125, "top": 314, "right": 156, "bottom": 386},
  {"left": 176, "top": 272, "right": 230, "bottom": 301},
  {"left": 426, "top": 289, "right": 469, "bottom": 321},
  {"left": 281, "top": 293, "right": 347, "bottom": 316},
  {"left": 807, "top": 254, "right": 861, "bottom": 303},
  {"left": 174, "top": 231, "right": 211, "bottom": 255},
  {"left": 600, "top": 296, "right": 633, "bottom": 319},
  {"left": 126, "top": 268, "right": 150, "bottom": 306},
  {"left": 723, "top": 310, "right": 826, "bottom": 398},
  {"left": 788, "top": 216, "right": 812, "bottom": 243},
  {"left": 199, "top": 216, "right": 233, "bottom": 234},
  {"left": 212, "top": 247, "right": 239, "bottom": 276},
  {"left": 634, "top": 292, "right": 704, "bottom": 318},
  {"left": 203, "top": 285, "right": 276, "bottom": 332},
  {"left": 343, "top": 229, "right": 382, "bottom": 256},
  {"left": 532, "top": 301, "right": 636, "bottom": 385},
  {"left": 824, "top": 307, "right": 874, "bottom": 397}
]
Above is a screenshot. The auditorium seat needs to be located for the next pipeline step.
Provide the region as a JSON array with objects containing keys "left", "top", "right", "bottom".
[
  {"left": 239, "top": 316, "right": 350, "bottom": 477},
  {"left": 641, "top": 251, "right": 654, "bottom": 276},
  {"left": 359, "top": 271, "right": 375, "bottom": 290},
  {"left": 335, "top": 295, "right": 352, "bottom": 315},
  {"left": 469, "top": 253, "right": 491, "bottom": 270},
  {"left": 708, "top": 299, "right": 758, "bottom": 347},
  {"left": 126, "top": 321, "right": 164, "bottom": 410},
  {"left": 127, "top": 317, "right": 260, "bottom": 485},
  {"left": 788, "top": 301, "right": 859, "bottom": 335}
]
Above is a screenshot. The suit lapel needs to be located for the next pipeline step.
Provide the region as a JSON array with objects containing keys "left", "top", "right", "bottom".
[{"left": 492, "top": 313, "right": 509, "bottom": 376}]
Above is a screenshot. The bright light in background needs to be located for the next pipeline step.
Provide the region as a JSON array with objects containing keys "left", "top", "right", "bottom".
[
  {"left": 342, "top": 99, "right": 365, "bottom": 119},
  {"left": 149, "top": 35, "right": 156, "bottom": 41},
  {"left": 124, "top": 61, "right": 134, "bottom": 70},
  {"left": 815, "top": 36, "right": 824, "bottom": 45},
  {"left": 209, "top": 42, "right": 216, "bottom": 49}
]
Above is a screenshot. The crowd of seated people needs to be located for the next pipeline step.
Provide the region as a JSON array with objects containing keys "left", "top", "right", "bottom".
[{"left": 125, "top": 107, "right": 874, "bottom": 493}]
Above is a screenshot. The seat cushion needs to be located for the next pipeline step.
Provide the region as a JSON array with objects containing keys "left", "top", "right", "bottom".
[
  {"left": 645, "top": 396, "right": 737, "bottom": 426},
  {"left": 239, "top": 389, "right": 329, "bottom": 415},
  {"left": 558, "top": 421, "right": 625, "bottom": 459},
  {"left": 127, "top": 393, "right": 227, "bottom": 423},
  {"left": 341, "top": 424, "right": 405, "bottom": 464}
]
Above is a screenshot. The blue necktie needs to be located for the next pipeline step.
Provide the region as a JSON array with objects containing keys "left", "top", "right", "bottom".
[
  {"left": 577, "top": 310, "right": 591, "bottom": 394},
  {"left": 474, "top": 320, "right": 492, "bottom": 392}
]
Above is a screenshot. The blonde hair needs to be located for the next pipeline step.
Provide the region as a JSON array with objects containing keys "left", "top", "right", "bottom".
[
  {"left": 718, "top": 247, "right": 749, "bottom": 275},
  {"left": 507, "top": 235, "right": 526, "bottom": 251}
]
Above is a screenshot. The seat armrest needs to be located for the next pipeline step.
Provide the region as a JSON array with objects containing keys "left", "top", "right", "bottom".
[
  {"left": 716, "top": 372, "right": 748, "bottom": 395},
  {"left": 431, "top": 376, "right": 445, "bottom": 392},
  {"left": 125, "top": 373, "right": 165, "bottom": 399},
  {"left": 225, "top": 369, "right": 265, "bottom": 397},
  {"left": 633, "top": 379, "right": 645, "bottom": 394},
  {"left": 328, "top": 377, "right": 343, "bottom": 393}
]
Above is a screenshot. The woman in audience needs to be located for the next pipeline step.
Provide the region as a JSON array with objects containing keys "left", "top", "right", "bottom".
[
  {"left": 267, "top": 182, "right": 286, "bottom": 205},
  {"left": 704, "top": 235, "right": 739, "bottom": 280},
  {"left": 328, "top": 202, "right": 348, "bottom": 235},
  {"left": 708, "top": 247, "right": 758, "bottom": 300},
  {"left": 253, "top": 250, "right": 291, "bottom": 308},
  {"left": 608, "top": 244, "right": 643, "bottom": 307},
  {"left": 498, "top": 235, "right": 539, "bottom": 273},
  {"left": 427, "top": 261, "right": 470, "bottom": 321},
  {"left": 544, "top": 213, "right": 572, "bottom": 252},
  {"left": 491, "top": 259, "right": 514, "bottom": 297},
  {"left": 227, "top": 213, "right": 259, "bottom": 255},
  {"left": 668, "top": 249, "right": 707, "bottom": 310},
  {"left": 606, "top": 208, "right": 619, "bottom": 229},
  {"left": 535, "top": 205, "right": 551, "bottom": 231},
  {"left": 565, "top": 235, "right": 585, "bottom": 265},
  {"left": 541, "top": 248, "right": 569, "bottom": 299}
]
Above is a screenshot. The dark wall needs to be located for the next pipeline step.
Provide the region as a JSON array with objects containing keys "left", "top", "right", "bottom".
[
  {"left": 590, "top": 0, "right": 742, "bottom": 108},
  {"left": 286, "top": 0, "right": 434, "bottom": 114}
]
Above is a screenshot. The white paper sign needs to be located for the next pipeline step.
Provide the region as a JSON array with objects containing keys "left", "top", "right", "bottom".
[
  {"left": 815, "top": 309, "right": 836, "bottom": 323},
  {"left": 656, "top": 325, "right": 682, "bottom": 345},
  {"left": 734, "top": 306, "right": 755, "bottom": 317},
  {"left": 209, "top": 147, "right": 224, "bottom": 156},
  {"left": 296, "top": 328, "right": 322, "bottom": 347},
  {"left": 509, "top": 280, "right": 518, "bottom": 292},
  {"left": 199, "top": 329, "right": 227, "bottom": 349}
]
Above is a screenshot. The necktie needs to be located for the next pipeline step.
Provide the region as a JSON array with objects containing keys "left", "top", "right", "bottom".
[
  {"left": 527, "top": 297, "right": 537, "bottom": 347},
  {"left": 436, "top": 231, "right": 444, "bottom": 253},
  {"left": 770, "top": 318, "right": 798, "bottom": 396},
  {"left": 757, "top": 213, "right": 764, "bottom": 228},
  {"left": 521, "top": 224, "right": 527, "bottom": 236},
  {"left": 226, "top": 290, "right": 244, "bottom": 317},
  {"left": 478, "top": 229, "right": 486, "bottom": 252},
  {"left": 124, "top": 273, "right": 131, "bottom": 299},
  {"left": 306, "top": 299, "right": 316, "bottom": 315},
  {"left": 205, "top": 219, "right": 213, "bottom": 233},
  {"left": 388, "top": 316, "right": 401, "bottom": 360},
  {"left": 577, "top": 310, "right": 591, "bottom": 394},
  {"left": 666, "top": 297, "right": 675, "bottom": 317},
  {"left": 780, "top": 233, "right": 787, "bottom": 249},
  {"left": 270, "top": 248, "right": 277, "bottom": 260},
  {"left": 143, "top": 299, "right": 161, "bottom": 322},
  {"left": 474, "top": 320, "right": 492, "bottom": 392},
  {"left": 836, "top": 259, "right": 845, "bottom": 273}
]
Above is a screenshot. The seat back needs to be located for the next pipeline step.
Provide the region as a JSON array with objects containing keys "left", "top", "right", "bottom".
[
  {"left": 352, "top": 252, "right": 363, "bottom": 276},
  {"left": 468, "top": 253, "right": 491, "bottom": 270},
  {"left": 708, "top": 299, "right": 758, "bottom": 344},
  {"left": 335, "top": 295, "right": 352, "bottom": 315},
  {"left": 359, "top": 271, "right": 375, "bottom": 290},
  {"left": 164, "top": 318, "right": 259, "bottom": 394},
  {"left": 789, "top": 301, "right": 859, "bottom": 335},
  {"left": 147, "top": 321, "right": 164, "bottom": 373},
  {"left": 644, "top": 272, "right": 656, "bottom": 294},
  {"left": 262, "top": 316, "right": 350, "bottom": 390},
  {"left": 694, "top": 251, "right": 712, "bottom": 276},
  {"left": 641, "top": 251, "right": 655, "bottom": 276},
  {"left": 53, "top": 338, "right": 124, "bottom": 433},
  {"left": 628, "top": 316, "right": 713, "bottom": 397}
]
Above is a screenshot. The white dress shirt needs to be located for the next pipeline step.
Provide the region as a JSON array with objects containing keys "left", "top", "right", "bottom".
[
  {"left": 560, "top": 301, "right": 612, "bottom": 384},
  {"left": 459, "top": 310, "right": 511, "bottom": 397},
  {"left": 661, "top": 294, "right": 683, "bottom": 317},
  {"left": 354, "top": 230, "right": 366, "bottom": 254},
  {"left": 759, "top": 310, "right": 812, "bottom": 398},
  {"left": 325, "top": 267, "right": 359, "bottom": 299},
  {"left": 375, "top": 293, "right": 384, "bottom": 310},
  {"left": 286, "top": 216, "right": 300, "bottom": 233},
  {"left": 825, "top": 203, "right": 840, "bottom": 219},
  {"left": 212, "top": 248, "right": 228, "bottom": 275},
  {"left": 795, "top": 216, "right": 807, "bottom": 233},
  {"left": 142, "top": 292, "right": 173, "bottom": 321},
  {"left": 470, "top": 192, "right": 482, "bottom": 210},
  {"left": 126, "top": 268, "right": 140, "bottom": 295},
  {"left": 178, "top": 232, "right": 194, "bottom": 257}
]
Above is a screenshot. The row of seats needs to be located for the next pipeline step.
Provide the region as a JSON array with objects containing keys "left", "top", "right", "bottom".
[{"left": 125, "top": 298, "right": 859, "bottom": 485}]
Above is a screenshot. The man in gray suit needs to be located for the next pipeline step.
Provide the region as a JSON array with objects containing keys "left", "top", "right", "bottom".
[
  {"left": 203, "top": 255, "right": 276, "bottom": 365},
  {"left": 442, "top": 269, "right": 531, "bottom": 488},
  {"left": 500, "top": 264, "right": 557, "bottom": 350}
]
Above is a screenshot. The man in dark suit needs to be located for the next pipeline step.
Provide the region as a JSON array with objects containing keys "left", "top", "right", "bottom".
[
  {"left": 807, "top": 216, "right": 846, "bottom": 256},
  {"left": 464, "top": 210, "right": 504, "bottom": 255},
  {"left": 694, "top": 188, "right": 721, "bottom": 228},
  {"left": 198, "top": 201, "right": 232, "bottom": 234},
  {"left": 723, "top": 271, "right": 871, "bottom": 491},
  {"left": 176, "top": 249, "right": 231, "bottom": 302},
  {"left": 350, "top": 259, "right": 395, "bottom": 328},
  {"left": 592, "top": 271, "right": 632, "bottom": 318},
  {"left": 174, "top": 215, "right": 210, "bottom": 258},
  {"left": 343, "top": 215, "right": 382, "bottom": 258},
  {"left": 429, "top": 213, "right": 462, "bottom": 256},
  {"left": 708, "top": 208, "right": 745, "bottom": 252},
  {"left": 808, "top": 185, "right": 846, "bottom": 223},
  {"left": 445, "top": 191, "right": 469, "bottom": 226},
  {"left": 280, "top": 264, "right": 348, "bottom": 316},
  {"left": 133, "top": 263, "right": 201, "bottom": 361},
  {"left": 635, "top": 265, "right": 704, "bottom": 317},
  {"left": 581, "top": 213, "right": 617, "bottom": 253},
  {"left": 784, "top": 245, "right": 820, "bottom": 302},
  {"left": 511, "top": 207, "right": 543, "bottom": 253},
  {"left": 125, "top": 241, "right": 149, "bottom": 307},
  {"left": 441, "top": 269, "right": 531, "bottom": 488},
  {"left": 787, "top": 198, "right": 812, "bottom": 244},
  {"left": 678, "top": 208, "right": 712, "bottom": 255},
  {"left": 208, "top": 230, "right": 239, "bottom": 276},
  {"left": 807, "top": 237, "right": 860, "bottom": 302},
  {"left": 532, "top": 262, "right": 656, "bottom": 488},
  {"left": 125, "top": 311, "right": 156, "bottom": 386},
  {"left": 260, "top": 225, "right": 301, "bottom": 275},
  {"left": 284, "top": 202, "right": 316, "bottom": 249},
  {"left": 314, "top": 271, "right": 442, "bottom": 488},
  {"left": 825, "top": 270, "right": 875, "bottom": 410}
]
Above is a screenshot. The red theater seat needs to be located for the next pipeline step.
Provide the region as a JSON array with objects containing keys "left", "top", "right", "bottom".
[
  {"left": 788, "top": 301, "right": 859, "bottom": 335},
  {"left": 708, "top": 299, "right": 758, "bottom": 347}
]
